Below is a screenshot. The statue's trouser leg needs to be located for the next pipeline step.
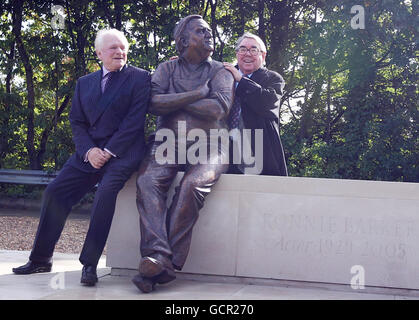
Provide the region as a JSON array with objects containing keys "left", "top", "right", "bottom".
[
  {"left": 167, "top": 159, "right": 229, "bottom": 270},
  {"left": 136, "top": 153, "right": 179, "bottom": 262}
]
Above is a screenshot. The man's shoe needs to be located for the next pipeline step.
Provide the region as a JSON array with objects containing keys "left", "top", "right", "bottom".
[
  {"left": 132, "top": 274, "right": 155, "bottom": 293},
  {"left": 80, "top": 265, "right": 98, "bottom": 286},
  {"left": 12, "top": 261, "right": 52, "bottom": 275}
]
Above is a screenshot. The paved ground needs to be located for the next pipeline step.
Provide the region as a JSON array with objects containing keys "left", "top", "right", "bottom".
[
  {"left": 1, "top": 207, "right": 418, "bottom": 301},
  {"left": 1, "top": 250, "right": 418, "bottom": 301}
]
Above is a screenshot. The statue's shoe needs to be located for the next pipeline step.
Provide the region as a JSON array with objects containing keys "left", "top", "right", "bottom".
[
  {"left": 132, "top": 274, "right": 155, "bottom": 293},
  {"left": 139, "top": 256, "right": 165, "bottom": 278},
  {"left": 139, "top": 255, "right": 177, "bottom": 287}
]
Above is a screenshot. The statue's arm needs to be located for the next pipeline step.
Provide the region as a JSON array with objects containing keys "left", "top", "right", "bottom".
[
  {"left": 182, "top": 98, "right": 224, "bottom": 121},
  {"left": 149, "top": 61, "right": 210, "bottom": 116},
  {"left": 150, "top": 86, "right": 207, "bottom": 116},
  {"left": 182, "top": 69, "right": 234, "bottom": 121},
  {"left": 148, "top": 62, "right": 195, "bottom": 116}
]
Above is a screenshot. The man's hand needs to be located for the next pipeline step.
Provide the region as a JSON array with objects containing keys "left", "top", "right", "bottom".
[
  {"left": 103, "top": 149, "right": 113, "bottom": 161},
  {"left": 223, "top": 62, "right": 242, "bottom": 82},
  {"left": 87, "top": 147, "right": 111, "bottom": 169}
]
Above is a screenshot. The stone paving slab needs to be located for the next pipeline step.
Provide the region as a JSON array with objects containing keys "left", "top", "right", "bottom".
[{"left": 1, "top": 250, "right": 417, "bottom": 300}]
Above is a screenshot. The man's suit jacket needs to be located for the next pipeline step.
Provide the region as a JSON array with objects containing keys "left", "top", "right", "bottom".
[
  {"left": 67, "top": 64, "right": 151, "bottom": 173},
  {"left": 235, "top": 66, "right": 288, "bottom": 176}
]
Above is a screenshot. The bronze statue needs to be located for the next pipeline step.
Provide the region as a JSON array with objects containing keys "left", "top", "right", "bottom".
[{"left": 132, "top": 15, "right": 234, "bottom": 293}]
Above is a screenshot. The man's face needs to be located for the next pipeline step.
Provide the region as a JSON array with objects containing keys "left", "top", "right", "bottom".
[
  {"left": 236, "top": 38, "right": 266, "bottom": 75},
  {"left": 96, "top": 34, "right": 128, "bottom": 71},
  {"left": 185, "top": 19, "right": 213, "bottom": 57}
]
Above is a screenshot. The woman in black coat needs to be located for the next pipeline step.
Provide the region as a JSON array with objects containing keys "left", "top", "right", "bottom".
[{"left": 224, "top": 32, "right": 288, "bottom": 176}]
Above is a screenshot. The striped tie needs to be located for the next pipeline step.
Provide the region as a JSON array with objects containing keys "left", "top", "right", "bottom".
[
  {"left": 228, "top": 96, "right": 241, "bottom": 129},
  {"left": 103, "top": 71, "right": 116, "bottom": 92}
]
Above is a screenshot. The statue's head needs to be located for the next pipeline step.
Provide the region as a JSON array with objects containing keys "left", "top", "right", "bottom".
[{"left": 174, "top": 15, "right": 213, "bottom": 58}]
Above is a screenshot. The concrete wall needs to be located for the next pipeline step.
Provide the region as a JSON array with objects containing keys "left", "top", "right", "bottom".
[{"left": 106, "top": 173, "right": 419, "bottom": 290}]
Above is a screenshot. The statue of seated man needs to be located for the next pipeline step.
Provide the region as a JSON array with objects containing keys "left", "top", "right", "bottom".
[{"left": 132, "top": 14, "right": 234, "bottom": 293}]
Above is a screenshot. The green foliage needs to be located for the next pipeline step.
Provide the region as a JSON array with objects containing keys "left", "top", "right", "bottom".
[
  {"left": 281, "top": 0, "right": 418, "bottom": 182},
  {"left": 0, "top": 0, "right": 417, "bottom": 184},
  {"left": 0, "top": 184, "right": 44, "bottom": 200}
]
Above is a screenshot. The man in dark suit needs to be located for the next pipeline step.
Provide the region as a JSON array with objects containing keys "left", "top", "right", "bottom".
[
  {"left": 12, "top": 29, "right": 151, "bottom": 286},
  {"left": 224, "top": 32, "right": 288, "bottom": 176}
]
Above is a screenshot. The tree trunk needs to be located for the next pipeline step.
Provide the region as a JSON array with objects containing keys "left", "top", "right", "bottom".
[
  {"left": 115, "top": 0, "right": 122, "bottom": 30},
  {"left": 236, "top": 0, "right": 245, "bottom": 35},
  {"left": 0, "top": 41, "right": 15, "bottom": 167},
  {"left": 326, "top": 73, "right": 331, "bottom": 143},
  {"left": 258, "top": 0, "right": 266, "bottom": 43},
  {"left": 66, "top": 0, "right": 89, "bottom": 78},
  {"left": 36, "top": 94, "right": 71, "bottom": 168},
  {"left": 12, "top": 0, "right": 38, "bottom": 169},
  {"left": 267, "top": 0, "right": 290, "bottom": 73}
]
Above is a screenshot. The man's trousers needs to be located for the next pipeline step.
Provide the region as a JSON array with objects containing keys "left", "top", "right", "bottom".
[{"left": 29, "top": 161, "right": 133, "bottom": 267}]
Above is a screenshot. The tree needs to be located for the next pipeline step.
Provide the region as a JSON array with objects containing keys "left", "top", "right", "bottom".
[{"left": 0, "top": 0, "right": 416, "bottom": 182}]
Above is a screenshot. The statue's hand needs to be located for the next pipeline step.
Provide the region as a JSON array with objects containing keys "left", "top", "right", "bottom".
[{"left": 197, "top": 79, "right": 210, "bottom": 98}]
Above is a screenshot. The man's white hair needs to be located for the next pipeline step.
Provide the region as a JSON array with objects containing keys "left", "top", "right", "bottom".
[
  {"left": 235, "top": 32, "right": 267, "bottom": 53},
  {"left": 95, "top": 29, "right": 129, "bottom": 52}
]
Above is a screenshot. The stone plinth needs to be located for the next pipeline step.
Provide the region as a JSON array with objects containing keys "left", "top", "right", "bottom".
[{"left": 106, "top": 174, "right": 419, "bottom": 290}]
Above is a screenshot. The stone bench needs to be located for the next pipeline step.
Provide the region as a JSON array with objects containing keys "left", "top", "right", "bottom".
[{"left": 106, "top": 173, "right": 419, "bottom": 292}]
